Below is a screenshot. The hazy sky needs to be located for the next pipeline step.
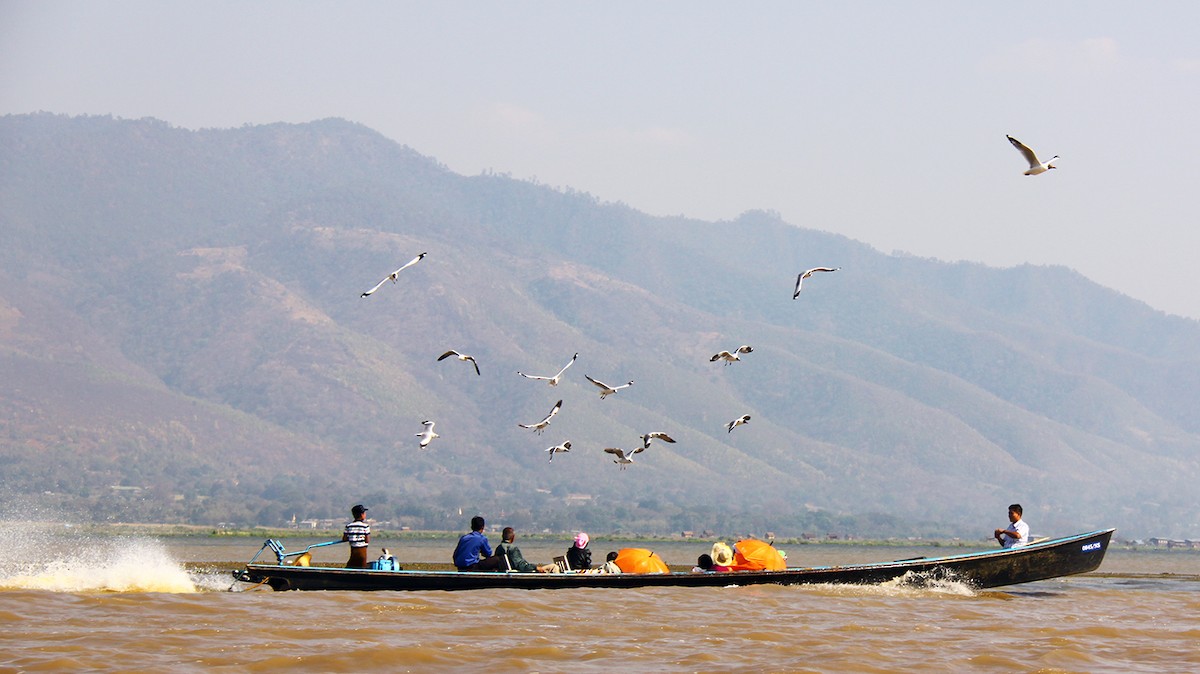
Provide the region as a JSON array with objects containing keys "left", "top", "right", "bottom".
[{"left": 3, "top": 2, "right": 1198, "bottom": 319}]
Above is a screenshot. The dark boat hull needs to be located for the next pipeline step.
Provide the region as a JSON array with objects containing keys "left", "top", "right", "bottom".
[{"left": 236, "top": 528, "right": 1114, "bottom": 592}]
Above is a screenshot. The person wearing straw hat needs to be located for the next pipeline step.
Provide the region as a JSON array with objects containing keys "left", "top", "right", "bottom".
[
  {"left": 711, "top": 542, "right": 736, "bottom": 572},
  {"left": 565, "top": 532, "right": 592, "bottom": 571},
  {"left": 342, "top": 504, "right": 371, "bottom": 569}
]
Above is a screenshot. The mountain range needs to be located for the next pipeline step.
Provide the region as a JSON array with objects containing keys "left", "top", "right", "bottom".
[{"left": 1, "top": 113, "right": 1197, "bottom": 539}]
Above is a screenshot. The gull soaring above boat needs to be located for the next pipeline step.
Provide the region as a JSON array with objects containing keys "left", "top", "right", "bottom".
[
  {"left": 437, "top": 350, "right": 480, "bottom": 376},
  {"left": 545, "top": 441, "right": 571, "bottom": 463},
  {"left": 517, "top": 353, "right": 578, "bottom": 386},
  {"left": 793, "top": 267, "right": 840, "bottom": 299},
  {"left": 710, "top": 345, "right": 753, "bottom": 365},
  {"left": 585, "top": 375, "right": 634, "bottom": 399},
  {"left": 360, "top": 252, "right": 427, "bottom": 297},
  {"left": 415, "top": 420, "right": 440, "bottom": 449},
  {"left": 518, "top": 399, "right": 563, "bottom": 435},
  {"left": 1007, "top": 135, "right": 1058, "bottom": 175},
  {"left": 727, "top": 415, "right": 751, "bottom": 433},
  {"left": 603, "top": 446, "right": 644, "bottom": 470}
]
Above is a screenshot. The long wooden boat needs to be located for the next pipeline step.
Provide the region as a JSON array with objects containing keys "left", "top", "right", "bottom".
[{"left": 232, "top": 528, "right": 1113, "bottom": 592}]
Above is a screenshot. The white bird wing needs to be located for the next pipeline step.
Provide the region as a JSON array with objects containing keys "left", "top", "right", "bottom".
[
  {"left": 603, "top": 447, "right": 628, "bottom": 460},
  {"left": 735, "top": 345, "right": 753, "bottom": 354},
  {"left": 393, "top": 252, "right": 428, "bottom": 275},
  {"left": 645, "top": 432, "right": 676, "bottom": 445},
  {"left": 518, "top": 371, "right": 552, "bottom": 381},
  {"left": 554, "top": 353, "right": 578, "bottom": 378},
  {"left": 361, "top": 276, "right": 390, "bottom": 297},
  {"left": 585, "top": 374, "right": 610, "bottom": 391},
  {"left": 1007, "top": 135, "right": 1040, "bottom": 168},
  {"left": 437, "top": 350, "right": 460, "bottom": 361},
  {"left": 711, "top": 351, "right": 733, "bottom": 361}
]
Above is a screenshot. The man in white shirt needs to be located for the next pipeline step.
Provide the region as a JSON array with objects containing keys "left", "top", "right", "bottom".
[{"left": 994, "top": 503, "right": 1030, "bottom": 548}]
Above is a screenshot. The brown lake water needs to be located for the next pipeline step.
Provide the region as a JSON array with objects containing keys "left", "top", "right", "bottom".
[{"left": 1, "top": 532, "right": 1197, "bottom": 672}]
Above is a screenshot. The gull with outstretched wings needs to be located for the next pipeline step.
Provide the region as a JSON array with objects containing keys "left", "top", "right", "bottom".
[
  {"left": 518, "top": 400, "right": 563, "bottom": 435},
  {"left": 604, "top": 446, "right": 644, "bottom": 470},
  {"left": 437, "top": 350, "right": 480, "bottom": 376},
  {"left": 710, "top": 345, "right": 753, "bottom": 365},
  {"left": 518, "top": 353, "right": 577, "bottom": 386},
  {"left": 361, "top": 252, "right": 427, "bottom": 297},
  {"left": 1007, "top": 135, "right": 1058, "bottom": 176},
  {"left": 415, "top": 420, "right": 440, "bottom": 449},
  {"left": 726, "top": 415, "right": 751, "bottom": 433},
  {"left": 545, "top": 441, "right": 571, "bottom": 463},
  {"left": 641, "top": 432, "right": 676, "bottom": 450},
  {"left": 585, "top": 375, "right": 633, "bottom": 399},
  {"left": 793, "top": 267, "right": 840, "bottom": 299}
]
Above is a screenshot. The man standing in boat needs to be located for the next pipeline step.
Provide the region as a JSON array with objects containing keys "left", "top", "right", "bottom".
[
  {"left": 342, "top": 504, "right": 371, "bottom": 568},
  {"left": 994, "top": 503, "right": 1030, "bottom": 548}
]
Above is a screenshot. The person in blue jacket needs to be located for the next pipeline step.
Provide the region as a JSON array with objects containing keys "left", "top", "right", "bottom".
[{"left": 453, "top": 515, "right": 500, "bottom": 571}]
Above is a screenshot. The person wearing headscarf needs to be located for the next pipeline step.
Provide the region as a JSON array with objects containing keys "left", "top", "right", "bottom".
[{"left": 566, "top": 532, "right": 592, "bottom": 571}]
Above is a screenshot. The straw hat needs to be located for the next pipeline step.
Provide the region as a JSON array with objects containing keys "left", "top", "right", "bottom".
[{"left": 711, "top": 542, "right": 735, "bottom": 567}]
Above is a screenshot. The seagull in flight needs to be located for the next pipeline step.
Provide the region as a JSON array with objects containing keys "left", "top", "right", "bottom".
[
  {"left": 519, "top": 400, "right": 563, "bottom": 435},
  {"left": 711, "top": 345, "right": 753, "bottom": 365},
  {"left": 726, "top": 415, "right": 751, "bottom": 433},
  {"left": 545, "top": 440, "right": 571, "bottom": 463},
  {"left": 585, "top": 375, "right": 634, "bottom": 399},
  {"left": 793, "top": 267, "right": 840, "bottom": 299},
  {"left": 437, "top": 350, "right": 481, "bottom": 376},
  {"left": 518, "top": 353, "right": 578, "bottom": 386},
  {"left": 361, "top": 252, "right": 427, "bottom": 297},
  {"left": 415, "top": 420, "right": 440, "bottom": 449},
  {"left": 604, "top": 446, "right": 644, "bottom": 470},
  {"left": 641, "top": 432, "right": 676, "bottom": 450},
  {"left": 1007, "top": 135, "right": 1058, "bottom": 176}
]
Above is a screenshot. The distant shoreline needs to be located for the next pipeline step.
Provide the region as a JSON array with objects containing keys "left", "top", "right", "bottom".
[{"left": 41, "top": 522, "right": 1198, "bottom": 552}]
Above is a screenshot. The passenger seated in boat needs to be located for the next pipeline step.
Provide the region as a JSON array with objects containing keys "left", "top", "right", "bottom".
[
  {"left": 602, "top": 551, "right": 621, "bottom": 573},
  {"left": 994, "top": 503, "right": 1030, "bottom": 548},
  {"left": 342, "top": 504, "right": 371, "bottom": 569},
  {"left": 494, "top": 527, "right": 556, "bottom": 573},
  {"left": 566, "top": 532, "right": 592, "bottom": 571},
  {"left": 711, "top": 542, "right": 735, "bottom": 572},
  {"left": 453, "top": 515, "right": 502, "bottom": 571},
  {"left": 691, "top": 553, "right": 714, "bottom": 572}
]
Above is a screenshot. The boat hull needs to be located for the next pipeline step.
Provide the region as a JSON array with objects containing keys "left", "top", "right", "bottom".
[{"left": 236, "top": 528, "right": 1113, "bottom": 592}]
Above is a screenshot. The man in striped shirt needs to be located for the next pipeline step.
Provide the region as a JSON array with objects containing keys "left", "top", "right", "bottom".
[{"left": 342, "top": 504, "right": 371, "bottom": 568}]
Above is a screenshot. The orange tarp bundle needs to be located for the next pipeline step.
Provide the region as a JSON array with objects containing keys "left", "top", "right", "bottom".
[
  {"left": 732, "top": 539, "right": 787, "bottom": 571},
  {"left": 613, "top": 548, "right": 670, "bottom": 574}
]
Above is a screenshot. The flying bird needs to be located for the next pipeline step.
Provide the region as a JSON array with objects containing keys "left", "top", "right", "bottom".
[
  {"left": 518, "top": 353, "right": 578, "bottom": 386},
  {"left": 545, "top": 440, "right": 571, "bottom": 463},
  {"left": 710, "top": 345, "right": 753, "bottom": 365},
  {"left": 437, "top": 350, "right": 481, "bottom": 376},
  {"left": 361, "top": 252, "right": 427, "bottom": 297},
  {"left": 604, "top": 446, "right": 644, "bottom": 470},
  {"left": 726, "top": 415, "right": 751, "bottom": 433},
  {"left": 1007, "top": 135, "right": 1058, "bottom": 176},
  {"left": 518, "top": 400, "right": 563, "bottom": 435},
  {"left": 793, "top": 267, "right": 840, "bottom": 299},
  {"left": 415, "top": 420, "right": 440, "bottom": 448},
  {"left": 641, "top": 432, "right": 676, "bottom": 450},
  {"left": 585, "top": 375, "right": 634, "bottom": 399}
]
